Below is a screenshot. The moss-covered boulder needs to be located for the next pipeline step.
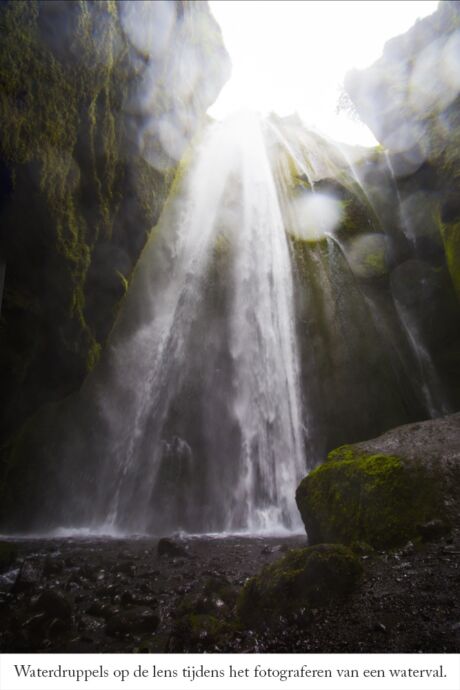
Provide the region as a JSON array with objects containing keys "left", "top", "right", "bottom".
[
  {"left": 296, "top": 413, "right": 460, "bottom": 549},
  {"left": 237, "top": 544, "right": 362, "bottom": 627}
]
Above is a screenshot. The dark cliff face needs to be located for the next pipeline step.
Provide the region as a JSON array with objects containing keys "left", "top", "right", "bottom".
[
  {"left": 0, "top": 0, "right": 230, "bottom": 441},
  {"left": 345, "top": 2, "right": 460, "bottom": 176},
  {"left": 345, "top": 0, "right": 460, "bottom": 410}
]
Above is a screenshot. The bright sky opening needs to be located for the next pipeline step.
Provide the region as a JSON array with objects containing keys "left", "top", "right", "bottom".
[{"left": 209, "top": 1, "right": 439, "bottom": 146}]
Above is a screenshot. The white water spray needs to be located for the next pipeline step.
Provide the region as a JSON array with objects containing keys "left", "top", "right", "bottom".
[{"left": 89, "top": 112, "right": 306, "bottom": 534}]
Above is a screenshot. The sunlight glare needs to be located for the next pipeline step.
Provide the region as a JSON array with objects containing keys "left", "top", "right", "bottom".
[{"left": 209, "top": 1, "right": 439, "bottom": 146}]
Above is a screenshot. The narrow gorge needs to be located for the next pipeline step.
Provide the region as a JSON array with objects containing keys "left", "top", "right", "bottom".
[{"left": 0, "top": 0, "right": 459, "bottom": 655}]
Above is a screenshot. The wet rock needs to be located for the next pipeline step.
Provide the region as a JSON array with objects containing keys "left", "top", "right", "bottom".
[
  {"left": 417, "top": 519, "right": 451, "bottom": 542},
  {"left": 117, "top": 562, "right": 136, "bottom": 576},
  {"left": 13, "top": 559, "right": 44, "bottom": 593},
  {"left": 78, "top": 563, "right": 96, "bottom": 580},
  {"left": 157, "top": 538, "right": 189, "bottom": 558},
  {"left": 23, "top": 613, "right": 48, "bottom": 640},
  {"left": 115, "top": 591, "right": 134, "bottom": 606},
  {"left": 261, "top": 544, "right": 288, "bottom": 555},
  {"left": 86, "top": 602, "right": 113, "bottom": 619},
  {"left": 43, "top": 556, "right": 64, "bottom": 578},
  {"left": 31, "top": 590, "right": 72, "bottom": 623},
  {"left": 105, "top": 608, "right": 160, "bottom": 637},
  {"left": 176, "top": 574, "right": 238, "bottom": 622},
  {"left": 296, "top": 414, "right": 460, "bottom": 549},
  {"left": 374, "top": 622, "right": 387, "bottom": 633},
  {"left": 350, "top": 542, "right": 375, "bottom": 556},
  {"left": 0, "top": 567, "right": 20, "bottom": 593},
  {"left": 203, "top": 576, "right": 238, "bottom": 610},
  {"left": 77, "top": 614, "right": 105, "bottom": 633},
  {"left": 171, "top": 613, "right": 231, "bottom": 652},
  {"left": 48, "top": 617, "right": 72, "bottom": 637},
  {"left": 0, "top": 542, "right": 18, "bottom": 572},
  {"left": 238, "top": 544, "right": 362, "bottom": 627}
]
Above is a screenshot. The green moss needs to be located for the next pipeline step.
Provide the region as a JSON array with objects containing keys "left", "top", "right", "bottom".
[
  {"left": 237, "top": 544, "right": 362, "bottom": 627},
  {"left": 326, "top": 445, "right": 359, "bottom": 463},
  {"left": 340, "top": 197, "right": 376, "bottom": 237},
  {"left": 86, "top": 341, "right": 101, "bottom": 372},
  {"left": 296, "top": 448, "right": 444, "bottom": 549},
  {"left": 440, "top": 220, "right": 460, "bottom": 301},
  {"left": 0, "top": 0, "right": 142, "bottom": 422},
  {"left": 0, "top": 0, "right": 129, "bottom": 375},
  {"left": 173, "top": 613, "right": 232, "bottom": 650},
  {"left": 363, "top": 250, "right": 386, "bottom": 275}
]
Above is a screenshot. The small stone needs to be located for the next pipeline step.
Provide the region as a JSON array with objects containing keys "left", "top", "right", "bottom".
[
  {"left": 48, "top": 617, "right": 71, "bottom": 637},
  {"left": 120, "top": 591, "right": 134, "bottom": 606},
  {"left": 157, "top": 538, "right": 188, "bottom": 558},
  {"left": 105, "top": 609, "right": 159, "bottom": 637},
  {"left": 0, "top": 542, "right": 18, "bottom": 572},
  {"left": 13, "top": 559, "right": 44, "bottom": 593},
  {"left": 43, "top": 557, "right": 64, "bottom": 578},
  {"left": 417, "top": 519, "right": 450, "bottom": 542},
  {"left": 31, "top": 590, "right": 72, "bottom": 622},
  {"left": 23, "top": 613, "right": 48, "bottom": 640},
  {"left": 117, "top": 562, "right": 135, "bottom": 576},
  {"left": 0, "top": 567, "right": 20, "bottom": 593}
]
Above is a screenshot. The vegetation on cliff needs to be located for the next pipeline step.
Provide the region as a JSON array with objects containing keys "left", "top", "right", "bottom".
[{"left": 0, "top": 0, "right": 229, "bottom": 445}]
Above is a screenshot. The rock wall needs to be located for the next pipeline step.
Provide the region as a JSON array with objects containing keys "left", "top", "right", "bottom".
[
  {"left": 345, "top": 0, "right": 460, "bottom": 412},
  {"left": 0, "top": 0, "right": 230, "bottom": 443}
]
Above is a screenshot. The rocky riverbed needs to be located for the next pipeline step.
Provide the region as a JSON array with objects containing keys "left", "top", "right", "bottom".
[{"left": 0, "top": 530, "right": 458, "bottom": 654}]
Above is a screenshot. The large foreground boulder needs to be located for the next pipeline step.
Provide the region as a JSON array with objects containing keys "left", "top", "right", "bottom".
[
  {"left": 296, "top": 413, "right": 460, "bottom": 549},
  {"left": 237, "top": 544, "right": 362, "bottom": 626}
]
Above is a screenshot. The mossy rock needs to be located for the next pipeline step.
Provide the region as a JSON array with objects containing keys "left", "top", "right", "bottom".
[
  {"left": 0, "top": 541, "right": 18, "bottom": 572},
  {"left": 172, "top": 613, "right": 232, "bottom": 651},
  {"left": 296, "top": 414, "right": 460, "bottom": 549},
  {"left": 237, "top": 544, "right": 362, "bottom": 627},
  {"left": 441, "top": 220, "right": 460, "bottom": 302}
]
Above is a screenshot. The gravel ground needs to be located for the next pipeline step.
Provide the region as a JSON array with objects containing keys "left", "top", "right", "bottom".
[{"left": 0, "top": 530, "right": 458, "bottom": 653}]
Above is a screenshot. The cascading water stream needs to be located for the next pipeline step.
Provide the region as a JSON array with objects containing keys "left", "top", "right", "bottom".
[
  {"left": 383, "top": 152, "right": 452, "bottom": 416},
  {"left": 16, "top": 111, "right": 454, "bottom": 538},
  {"left": 227, "top": 115, "right": 306, "bottom": 531},
  {"left": 82, "top": 111, "right": 306, "bottom": 535}
]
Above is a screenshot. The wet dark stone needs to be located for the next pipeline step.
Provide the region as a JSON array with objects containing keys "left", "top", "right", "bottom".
[
  {"left": 374, "top": 622, "right": 387, "bottom": 633},
  {"left": 120, "top": 591, "right": 134, "bottom": 606},
  {"left": 86, "top": 602, "right": 106, "bottom": 618},
  {"left": 417, "top": 520, "right": 451, "bottom": 542},
  {"left": 0, "top": 542, "right": 18, "bottom": 572},
  {"left": 31, "top": 590, "right": 72, "bottom": 622},
  {"left": 261, "top": 544, "right": 288, "bottom": 555},
  {"left": 157, "top": 538, "right": 189, "bottom": 558},
  {"left": 117, "top": 562, "right": 136, "bottom": 576},
  {"left": 48, "top": 617, "right": 72, "bottom": 637},
  {"left": 78, "top": 563, "right": 96, "bottom": 580},
  {"left": 13, "top": 559, "right": 44, "bottom": 593},
  {"left": 43, "top": 556, "right": 64, "bottom": 578},
  {"left": 1, "top": 531, "right": 458, "bottom": 653},
  {"left": 105, "top": 608, "right": 160, "bottom": 637},
  {"left": 23, "top": 613, "right": 47, "bottom": 641}
]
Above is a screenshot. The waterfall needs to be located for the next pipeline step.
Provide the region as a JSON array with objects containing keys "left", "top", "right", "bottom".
[
  {"left": 17, "top": 112, "right": 455, "bottom": 537},
  {"left": 83, "top": 111, "right": 306, "bottom": 535}
]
